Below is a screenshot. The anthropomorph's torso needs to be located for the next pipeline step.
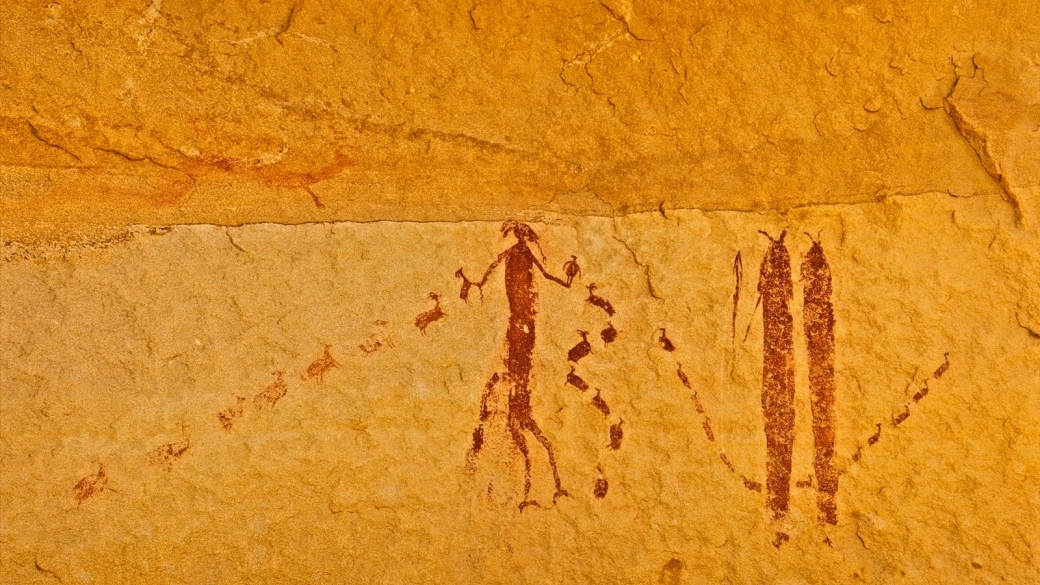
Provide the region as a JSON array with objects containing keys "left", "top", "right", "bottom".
[{"left": 504, "top": 242, "right": 537, "bottom": 403}]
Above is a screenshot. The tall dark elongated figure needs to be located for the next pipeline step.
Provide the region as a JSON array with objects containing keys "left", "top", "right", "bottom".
[
  {"left": 758, "top": 230, "right": 795, "bottom": 520},
  {"left": 802, "top": 238, "right": 838, "bottom": 525}
]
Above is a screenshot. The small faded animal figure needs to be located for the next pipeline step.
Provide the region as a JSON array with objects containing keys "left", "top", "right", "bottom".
[
  {"left": 415, "top": 292, "right": 446, "bottom": 334},
  {"left": 457, "top": 221, "right": 580, "bottom": 511}
]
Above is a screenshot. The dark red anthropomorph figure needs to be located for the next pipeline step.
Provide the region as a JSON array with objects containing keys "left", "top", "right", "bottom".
[{"left": 457, "top": 221, "right": 580, "bottom": 511}]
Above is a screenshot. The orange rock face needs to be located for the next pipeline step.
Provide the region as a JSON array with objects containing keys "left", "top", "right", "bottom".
[{"left": 1, "top": 2, "right": 1039, "bottom": 584}]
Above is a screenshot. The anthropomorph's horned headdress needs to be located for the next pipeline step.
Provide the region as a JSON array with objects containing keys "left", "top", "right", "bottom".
[
  {"left": 501, "top": 221, "right": 547, "bottom": 262},
  {"left": 502, "top": 221, "right": 539, "bottom": 242}
]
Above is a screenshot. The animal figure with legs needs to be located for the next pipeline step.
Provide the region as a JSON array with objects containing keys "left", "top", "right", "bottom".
[{"left": 457, "top": 221, "right": 581, "bottom": 511}]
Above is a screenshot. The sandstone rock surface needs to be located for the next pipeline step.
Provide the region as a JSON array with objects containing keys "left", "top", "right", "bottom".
[{"left": 1, "top": 2, "right": 1038, "bottom": 583}]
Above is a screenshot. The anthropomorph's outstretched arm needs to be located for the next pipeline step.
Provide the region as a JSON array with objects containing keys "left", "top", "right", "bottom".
[
  {"left": 456, "top": 250, "right": 510, "bottom": 301},
  {"left": 457, "top": 248, "right": 581, "bottom": 301},
  {"left": 534, "top": 254, "right": 580, "bottom": 288}
]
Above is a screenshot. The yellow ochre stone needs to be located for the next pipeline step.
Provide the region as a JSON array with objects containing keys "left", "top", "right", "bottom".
[{"left": 1, "top": 1, "right": 1038, "bottom": 584}]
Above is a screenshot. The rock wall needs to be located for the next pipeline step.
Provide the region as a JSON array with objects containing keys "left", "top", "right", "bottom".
[{"left": 2, "top": 1, "right": 1038, "bottom": 583}]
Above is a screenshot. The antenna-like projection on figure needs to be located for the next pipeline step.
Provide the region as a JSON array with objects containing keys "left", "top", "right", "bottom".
[{"left": 457, "top": 221, "right": 580, "bottom": 511}]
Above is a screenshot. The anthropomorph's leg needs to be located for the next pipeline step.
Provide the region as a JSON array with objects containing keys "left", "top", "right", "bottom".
[
  {"left": 479, "top": 372, "right": 499, "bottom": 422},
  {"left": 524, "top": 418, "right": 568, "bottom": 501},
  {"left": 510, "top": 415, "right": 536, "bottom": 510},
  {"left": 506, "top": 322, "right": 569, "bottom": 506}
]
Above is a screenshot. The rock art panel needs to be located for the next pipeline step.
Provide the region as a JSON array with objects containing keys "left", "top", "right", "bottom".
[
  {"left": 2, "top": 2, "right": 1039, "bottom": 582},
  {"left": 1, "top": 202, "right": 1038, "bottom": 584}
]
